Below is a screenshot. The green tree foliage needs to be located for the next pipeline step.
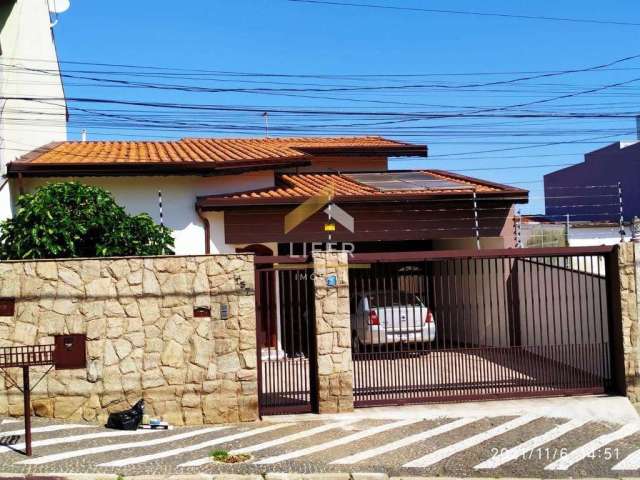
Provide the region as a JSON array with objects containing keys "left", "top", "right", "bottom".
[{"left": 0, "top": 182, "right": 174, "bottom": 259}]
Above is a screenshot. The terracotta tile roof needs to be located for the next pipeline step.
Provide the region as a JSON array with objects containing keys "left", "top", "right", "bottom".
[
  {"left": 21, "top": 139, "right": 308, "bottom": 165},
  {"left": 187, "top": 136, "right": 422, "bottom": 152},
  {"left": 10, "top": 136, "right": 426, "bottom": 174},
  {"left": 197, "top": 170, "right": 528, "bottom": 208}
]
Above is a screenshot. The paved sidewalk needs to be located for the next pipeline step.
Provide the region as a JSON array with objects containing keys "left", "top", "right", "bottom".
[
  {"left": 270, "top": 395, "right": 640, "bottom": 424},
  {"left": 0, "top": 474, "right": 638, "bottom": 480},
  {"left": 1, "top": 411, "right": 639, "bottom": 478}
]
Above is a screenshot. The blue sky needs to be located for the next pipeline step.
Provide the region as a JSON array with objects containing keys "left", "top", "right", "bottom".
[{"left": 50, "top": 0, "right": 640, "bottom": 213}]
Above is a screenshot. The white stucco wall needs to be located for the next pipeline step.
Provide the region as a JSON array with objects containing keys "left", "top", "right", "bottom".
[
  {"left": 568, "top": 226, "right": 632, "bottom": 247},
  {"left": 0, "top": 0, "right": 67, "bottom": 220},
  {"left": 206, "top": 210, "right": 278, "bottom": 255},
  {"left": 22, "top": 171, "right": 275, "bottom": 255},
  {"left": 520, "top": 223, "right": 631, "bottom": 248}
]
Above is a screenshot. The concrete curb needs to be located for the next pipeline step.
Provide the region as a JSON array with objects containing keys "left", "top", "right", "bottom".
[{"left": 1, "top": 474, "right": 639, "bottom": 480}]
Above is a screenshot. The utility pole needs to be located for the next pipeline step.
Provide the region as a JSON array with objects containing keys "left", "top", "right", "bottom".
[{"left": 262, "top": 112, "right": 269, "bottom": 138}]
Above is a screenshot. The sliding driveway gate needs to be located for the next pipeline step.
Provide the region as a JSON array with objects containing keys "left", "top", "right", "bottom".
[
  {"left": 349, "top": 246, "right": 620, "bottom": 407},
  {"left": 255, "top": 258, "right": 317, "bottom": 415}
]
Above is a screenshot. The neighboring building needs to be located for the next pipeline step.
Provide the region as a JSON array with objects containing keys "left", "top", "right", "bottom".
[
  {"left": 5, "top": 136, "right": 528, "bottom": 255},
  {"left": 544, "top": 141, "right": 640, "bottom": 224},
  {"left": 0, "top": 0, "right": 68, "bottom": 220},
  {"left": 520, "top": 217, "right": 567, "bottom": 248},
  {"left": 565, "top": 222, "right": 631, "bottom": 247}
]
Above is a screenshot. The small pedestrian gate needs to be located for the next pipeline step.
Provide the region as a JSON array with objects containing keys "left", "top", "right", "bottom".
[
  {"left": 349, "top": 246, "right": 620, "bottom": 407},
  {"left": 255, "top": 258, "right": 318, "bottom": 415}
]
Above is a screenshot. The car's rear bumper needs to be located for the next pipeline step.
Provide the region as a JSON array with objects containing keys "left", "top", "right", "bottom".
[{"left": 358, "top": 323, "right": 436, "bottom": 345}]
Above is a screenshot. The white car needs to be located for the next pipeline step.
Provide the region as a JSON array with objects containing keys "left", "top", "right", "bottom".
[{"left": 350, "top": 292, "right": 436, "bottom": 351}]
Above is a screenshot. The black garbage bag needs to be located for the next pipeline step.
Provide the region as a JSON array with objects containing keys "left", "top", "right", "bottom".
[{"left": 106, "top": 399, "right": 144, "bottom": 430}]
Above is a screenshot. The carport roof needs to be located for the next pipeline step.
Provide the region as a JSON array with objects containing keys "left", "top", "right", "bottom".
[{"left": 197, "top": 170, "right": 528, "bottom": 208}]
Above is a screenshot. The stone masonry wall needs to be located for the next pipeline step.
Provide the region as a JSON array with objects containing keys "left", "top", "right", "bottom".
[
  {"left": 0, "top": 255, "right": 258, "bottom": 425},
  {"left": 635, "top": 240, "right": 640, "bottom": 407},
  {"left": 621, "top": 242, "right": 640, "bottom": 407},
  {"left": 312, "top": 251, "right": 353, "bottom": 413}
]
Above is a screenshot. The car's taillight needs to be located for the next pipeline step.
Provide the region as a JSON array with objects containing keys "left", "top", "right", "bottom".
[
  {"left": 424, "top": 310, "right": 434, "bottom": 324},
  {"left": 369, "top": 309, "right": 379, "bottom": 325}
]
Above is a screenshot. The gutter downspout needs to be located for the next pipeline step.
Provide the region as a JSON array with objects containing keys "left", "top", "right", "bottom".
[
  {"left": 17, "top": 172, "right": 24, "bottom": 195},
  {"left": 196, "top": 206, "right": 211, "bottom": 255}
]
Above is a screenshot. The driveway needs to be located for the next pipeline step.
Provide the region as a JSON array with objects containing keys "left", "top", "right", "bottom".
[{"left": 0, "top": 396, "right": 638, "bottom": 478}]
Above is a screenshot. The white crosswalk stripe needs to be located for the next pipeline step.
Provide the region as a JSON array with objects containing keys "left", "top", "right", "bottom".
[
  {"left": 403, "top": 414, "right": 540, "bottom": 468},
  {"left": 331, "top": 417, "right": 478, "bottom": 465},
  {"left": 0, "top": 424, "right": 91, "bottom": 437},
  {"left": 545, "top": 423, "right": 640, "bottom": 471},
  {"left": 178, "top": 420, "right": 358, "bottom": 467},
  {"left": 255, "top": 418, "right": 421, "bottom": 465},
  {"left": 612, "top": 446, "right": 640, "bottom": 470},
  {"left": 98, "top": 423, "right": 291, "bottom": 467},
  {"left": 0, "top": 428, "right": 156, "bottom": 454},
  {"left": 17, "top": 426, "right": 229, "bottom": 465},
  {"left": 1, "top": 416, "right": 635, "bottom": 474},
  {"left": 474, "top": 418, "right": 588, "bottom": 470}
]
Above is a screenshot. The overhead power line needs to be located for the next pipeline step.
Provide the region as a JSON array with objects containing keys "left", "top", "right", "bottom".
[
  {"left": 5, "top": 54, "right": 640, "bottom": 77},
  {"left": 4, "top": 95, "right": 640, "bottom": 119},
  {"left": 287, "top": 0, "right": 640, "bottom": 27},
  {"left": 5, "top": 51, "right": 640, "bottom": 94},
  {"left": 2, "top": 52, "right": 637, "bottom": 198},
  {"left": 426, "top": 131, "right": 637, "bottom": 157}
]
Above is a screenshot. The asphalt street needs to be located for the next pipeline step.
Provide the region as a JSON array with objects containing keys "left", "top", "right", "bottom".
[{"left": 1, "top": 410, "right": 639, "bottom": 478}]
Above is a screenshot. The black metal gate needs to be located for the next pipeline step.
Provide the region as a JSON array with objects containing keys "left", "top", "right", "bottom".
[
  {"left": 255, "top": 258, "right": 317, "bottom": 415},
  {"left": 349, "top": 246, "right": 618, "bottom": 407}
]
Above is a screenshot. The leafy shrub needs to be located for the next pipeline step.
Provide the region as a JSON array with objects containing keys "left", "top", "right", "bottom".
[{"left": 0, "top": 182, "right": 174, "bottom": 259}]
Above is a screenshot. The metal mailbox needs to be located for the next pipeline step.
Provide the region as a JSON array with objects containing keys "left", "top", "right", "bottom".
[
  {"left": 0, "top": 298, "right": 15, "bottom": 316},
  {"left": 53, "top": 334, "right": 87, "bottom": 369},
  {"left": 193, "top": 306, "right": 211, "bottom": 318}
]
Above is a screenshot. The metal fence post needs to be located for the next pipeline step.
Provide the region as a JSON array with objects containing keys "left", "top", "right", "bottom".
[
  {"left": 516, "top": 209, "right": 522, "bottom": 248},
  {"left": 605, "top": 244, "right": 627, "bottom": 395},
  {"left": 618, "top": 182, "right": 625, "bottom": 243},
  {"left": 22, "top": 366, "right": 31, "bottom": 456},
  {"left": 472, "top": 190, "right": 480, "bottom": 250},
  {"left": 633, "top": 217, "right": 640, "bottom": 405}
]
